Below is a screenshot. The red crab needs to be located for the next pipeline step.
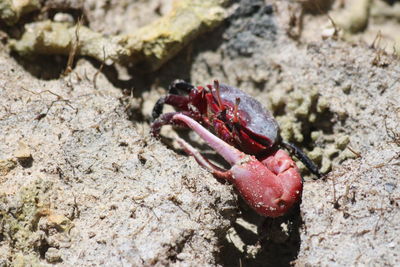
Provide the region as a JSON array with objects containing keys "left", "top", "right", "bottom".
[{"left": 151, "top": 80, "right": 320, "bottom": 217}]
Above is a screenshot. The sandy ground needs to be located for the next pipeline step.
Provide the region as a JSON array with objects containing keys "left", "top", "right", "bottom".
[{"left": 0, "top": 0, "right": 399, "bottom": 266}]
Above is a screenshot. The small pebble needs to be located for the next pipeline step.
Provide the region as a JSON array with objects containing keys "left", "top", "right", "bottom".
[
  {"left": 53, "top": 13, "right": 74, "bottom": 23},
  {"left": 342, "top": 83, "right": 352, "bottom": 94},
  {"left": 14, "top": 141, "right": 31, "bottom": 159},
  {"left": 45, "top": 248, "right": 62, "bottom": 263},
  {"left": 384, "top": 183, "right": 396, "bottom": 193}
]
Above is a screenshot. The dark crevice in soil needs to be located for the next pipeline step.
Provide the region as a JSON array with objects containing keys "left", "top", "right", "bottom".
[
  {"left": 38, "top": 238, "right": 50, "bottom": 259},
  {"left": 166, "top": 230, "right": 195, "bottom": 263},
  {"left": 11, "top": 53, "right": 70, "bottom": 80}
]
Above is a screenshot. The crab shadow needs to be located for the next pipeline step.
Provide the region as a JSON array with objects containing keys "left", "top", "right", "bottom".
[{"left": 219, "top": 201, "right": 303, "bottom": 267}]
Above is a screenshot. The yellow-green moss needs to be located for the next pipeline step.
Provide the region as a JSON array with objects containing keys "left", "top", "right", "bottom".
[
  {"left": 0, "top": 180, "right": 52, "bottom": 262},
  {"left": 9, "top": 0, "right": 228, "bottom": 71},
  {"left": 335, "top": 0, "right": 372, "bottom": 34},
  {"left": 268, "top": 86, "right": 351, "bottom": 176},
  {"left": 13, "top": 252, "right": 49, "bottom": 267},
  {"left": 0, "top": 158, "right": 17, "bottom": 176},
  {"left": 0, "top": 0, "right": 41, "bottom": 25}
]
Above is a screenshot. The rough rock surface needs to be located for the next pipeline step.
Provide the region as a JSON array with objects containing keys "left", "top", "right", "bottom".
[
  {"left": 0, "top": 0, "right": 399, "bottom": 266},
  {"left": 0, "top": 55, "right": 236, "bottom": 266}
]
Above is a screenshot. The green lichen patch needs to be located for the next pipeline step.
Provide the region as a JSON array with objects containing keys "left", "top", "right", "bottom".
[
  {"left": 0, "top": 158, "right": 17, "bottom": 176},
  {"left": 0, "top": 0, "right": 41, "bottom": 25},
  {"left": 9, "top": 0, "right": 228, "bottom": 72},
  {"left": 0, "top": 179, "right": 54, "bottom": 264},
  {"left": 336, "top": 0, "right": 372, "bottom": 34},
  {"left": 268, "top": 86, "right": 354, "bottom": 176}
]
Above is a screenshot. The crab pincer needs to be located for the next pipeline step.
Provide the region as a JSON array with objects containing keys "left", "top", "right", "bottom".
[{"left": 171, "top": 113, "right": 302, "bottom": 218}]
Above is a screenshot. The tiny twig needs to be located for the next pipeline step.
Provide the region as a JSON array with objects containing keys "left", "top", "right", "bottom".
[
  {"left": 371, "top": 152, "right": 400, "bottom": 169},
  {"left": 347, "top": 145, "right": 362, "bottom": 158},
  {"left": 384, "top": 114, "right": 400, "bottom": 145},
  {"left": 132, "top": 198, "right": 160, "bottom": 221},
  {"left": 21, "top": 87, "right": 75, "bottom": 124},
  {"left": 370, "top": 30, "right": 382, "bottom": 49},
  {"left": 64, "top": 16, "right": 82, "bottom": 75},
  {"left": 331, "top": 175, "right": 340, "bottom": 209},
  {"left": 373, "top": 199, "right": 385, "bottom": 236},
  {"left": 93, "top": 46, "right": 106, "bottom": 89}
]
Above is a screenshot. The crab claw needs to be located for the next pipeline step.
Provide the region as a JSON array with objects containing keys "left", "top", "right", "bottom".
[{"left": 172, "top": 114, "right": 303, "bottom": 217}]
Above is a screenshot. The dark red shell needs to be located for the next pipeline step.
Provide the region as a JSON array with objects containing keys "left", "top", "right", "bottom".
[
  {"left": 152, "top": 80, "right": 282, "bottom": 159},
  {"left": 215, "top": 84, "right": 279, "bottom": 146}
]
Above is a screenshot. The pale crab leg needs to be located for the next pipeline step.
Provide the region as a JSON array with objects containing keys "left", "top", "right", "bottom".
[
  {"left": 175, "top": 136, "right": 233, "bottom": 180},
  {"left": 172, "top": 113, "right": 243, "bottom": 166},
  {"left": 151, "top": 111, "right": 193, "bottom": 137}
]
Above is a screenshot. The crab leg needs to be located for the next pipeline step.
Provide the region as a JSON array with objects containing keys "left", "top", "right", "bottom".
[
  {"left": 172, "top": 114, "right": 242, "bottom": 166},
  {"left": 175, "top": 136, "right": 233, "bottom": 181},
  {"left": 282, "top": 141, "right": 321, "bottom": 178},
  {"left": 152, "top": 80, "right": 195, "bottom": 119},
  {"left": 151, "top": 111, "right": 194, "bottom": 137},
  {"left": 152, "top": 95, "right": 190, "bottom": 120}
]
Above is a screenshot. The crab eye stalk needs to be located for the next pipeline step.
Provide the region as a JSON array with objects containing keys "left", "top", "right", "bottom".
[
  {"left": 213, "top": 80, "right": 224, "bottom": 110},
  {"left": 233, "top": 97, "right": 240, "bottom": 123}
]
